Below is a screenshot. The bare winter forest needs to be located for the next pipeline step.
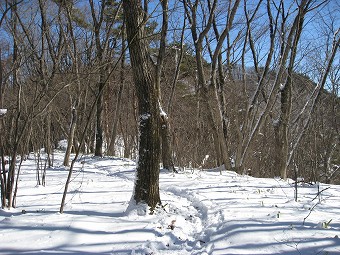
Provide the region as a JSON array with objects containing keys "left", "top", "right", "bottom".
[{"left": 0, "top": 0, "right": 339, "bottom": 211}]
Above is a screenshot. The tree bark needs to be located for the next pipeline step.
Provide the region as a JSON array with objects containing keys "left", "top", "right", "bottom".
[{"left": 123, "top": 0, "right": 161, "bottom": 212}]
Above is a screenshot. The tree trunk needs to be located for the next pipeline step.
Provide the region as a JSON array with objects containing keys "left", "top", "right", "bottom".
[
  {"left": 45, "top": 110, "right": 52, "bottom": 167},
  {"left": 155, "top": 0, "right": 174, "bottom": 172},
  {"left": 123, "top": 0, "right": 161, "bottom": 212},
  {"left": 275, "top": 1, "right": 307, "bottom": 180},
  {"left": 108, "top": 27, "right": 126, "bottom": 156},
  {"left": 276, "top": 80, "right": 292, "bottom": 180},
  {"left": 0, "top": 47, "right": 5, "bottom": 208},
  {"left": 160, "top": 114, "right": 175, "bottom": 172},
  {"left": 183, "top": 0, "right": 230, "bottom": 170},
  {"left": 0, "top": 136, "right": 6, "bottom": 208},
  {"left": 89, "top": 0, "right": 117, "bottom": 157},
  {"left": 94, "top": 77, "right": 104, "bottom": 157},
  {"left": 63, "top": 106, "right": 77, "bottom": 166}
]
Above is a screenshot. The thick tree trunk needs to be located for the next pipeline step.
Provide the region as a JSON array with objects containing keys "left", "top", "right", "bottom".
[{"left": 123, "top": 0, "right": 161, "bottom": 212}]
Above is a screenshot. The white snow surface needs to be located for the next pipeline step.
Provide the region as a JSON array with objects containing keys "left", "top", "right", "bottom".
[{"left": 1, "top": 152, "right": 340, "bottom": 255}]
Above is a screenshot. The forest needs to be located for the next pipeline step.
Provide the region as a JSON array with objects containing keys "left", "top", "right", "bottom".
[{"left": 0, "top": 0, "right": 339, "bottom": 211}]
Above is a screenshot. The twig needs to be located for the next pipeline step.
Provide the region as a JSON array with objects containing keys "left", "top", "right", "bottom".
[
  {"left": 303, "top": 202, "right": 319, "bottom": 226},
  {"left": 312, "top": 187, "right": 330, "bottom": 202},
  {"left": 303, "top": 186, "right": 330, "bottom": 225}
]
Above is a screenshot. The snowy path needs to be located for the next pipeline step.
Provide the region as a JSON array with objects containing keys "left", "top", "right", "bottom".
[
  {"left": 156, "top": 170, "right": 340, "bottom": 254},
  {"left": 0, "top": 153, "right": 340, "bottom": 254}
]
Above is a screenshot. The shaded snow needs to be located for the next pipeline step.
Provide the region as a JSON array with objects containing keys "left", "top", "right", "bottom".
[{"left": 0, "top": 152, "right": 339, "bottom": 254}]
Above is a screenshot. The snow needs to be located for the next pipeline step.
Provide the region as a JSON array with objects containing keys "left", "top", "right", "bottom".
[
  {"left": 0, "top": 109, "right": 7, "bottom": 116},
  {"left": 1, "top": 152, "right": 340, "bottom": 255},
  {"left": 140, "top": 114, "right": 151, "bottom": 121},
  {"left": 279, "top": 83, "right": 285, "bottom": 91}
]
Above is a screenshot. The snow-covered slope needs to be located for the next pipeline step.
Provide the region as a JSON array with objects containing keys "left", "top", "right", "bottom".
[{"left": 0, "top": 152, "right": 339, "bottom": 254}]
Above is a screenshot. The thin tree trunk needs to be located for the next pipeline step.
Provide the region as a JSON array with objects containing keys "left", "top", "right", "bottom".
[
  {"left": 108, "top": 25, "right": 126, "bottom": 156},
  {"left": 184, "top": 0, "right": 230, "bottom": 169},
  {"left": 160, "top": 114, "right": 175, "bottom": 172},
  {"left": 155, "top": 0, "right": 174, "bottom": 172},
  {"left": 60, "top": 68, "right": 122, "bottom": 213},
  {"left": 0, "top": 137, "right": 6, "bottom": 208},
  {"left": 95, "top": 77, "right": 104, "bottom": 157},
  {"left": 12, "top": 156, "right": 24, "bottom": 208},
  {"left": 45, "top": 110, "right": 52, "bottom": 167},
  {"left": 286, "top": 28, "right": 340, "bottom": 169},
  {"left": 7, "top": 0, "right": 19, "bottom": 209},
  {"left": 237, "top": 0, "right": 304, "bottom": 174},
  {"left": 90, "top": 0, "right": 120, "bottom": 157},
  {"left": 63, "top": 105, "right": 77, "bottom": 166},
  {"left": 276, "top": 1, "right": 307, "bottom": 179},
  {"left": 0, "top": 46, "right": 5, "bottom": 208},
  {"left": 167, "top": 17, "right": 185, "bottom": 115}
]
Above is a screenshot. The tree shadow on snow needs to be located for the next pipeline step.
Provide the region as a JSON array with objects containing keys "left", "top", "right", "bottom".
[{"left": 199, "top": 220, "right": 340, "bottom": 255}]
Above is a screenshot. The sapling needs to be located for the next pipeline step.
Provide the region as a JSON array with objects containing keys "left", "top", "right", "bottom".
[{"left": 322, "top": 219, "right": 332, "bottom": 229}]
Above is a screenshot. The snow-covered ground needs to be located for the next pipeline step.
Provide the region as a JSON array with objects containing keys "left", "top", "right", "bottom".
[{"left": 1, "top": 151, "right": 339, "bottom": 254}]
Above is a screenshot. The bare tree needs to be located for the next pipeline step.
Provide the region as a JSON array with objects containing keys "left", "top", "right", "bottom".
[
  {"left": 233, "top": 0, "right": 326, "bottom": 179},
  {"left": 123, "top": 0, "right": 161, "bottom": 212},
  {"left": 89, "top": 0, "right": 122, "bottom": 157},
  {"left": 107, "top": 21, "right": 126, "bottom": 156},
  {"left": 183, "top": 0, "right": 224, "bottom": 168},
  {"left": 153, "top": 0, "right": 176, "bottom": 172},
  {"left": 183, "top": 0, "right": 244, "bottom": 171}
]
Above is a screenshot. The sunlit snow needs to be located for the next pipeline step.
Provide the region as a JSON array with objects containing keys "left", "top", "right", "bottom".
[{"left": 0, "top": 151, "right": 339, "bottom": 254}]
